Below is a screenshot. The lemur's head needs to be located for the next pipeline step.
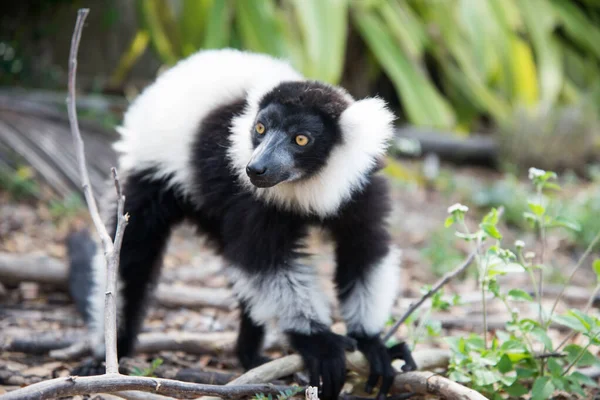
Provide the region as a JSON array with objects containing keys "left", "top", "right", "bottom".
[
  {"left": 230, "top": 79, "right": 395, "bottom": 216},
  {"left": 246, "top": 81, "right": 349, "bottom": 188}
]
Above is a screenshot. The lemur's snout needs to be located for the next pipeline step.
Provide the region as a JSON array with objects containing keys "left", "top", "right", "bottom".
[{"left": 246, "top": 163, "right": 267, "bottom": 178}]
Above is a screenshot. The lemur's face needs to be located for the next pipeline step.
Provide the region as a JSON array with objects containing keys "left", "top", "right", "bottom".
[{"left": 246, "top": 102, "right": 341, "bottom": 188}]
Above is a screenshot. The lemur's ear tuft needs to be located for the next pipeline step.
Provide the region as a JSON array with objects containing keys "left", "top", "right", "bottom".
[{"left": 339, "top": 97, "right": 396, "bottom": 159}]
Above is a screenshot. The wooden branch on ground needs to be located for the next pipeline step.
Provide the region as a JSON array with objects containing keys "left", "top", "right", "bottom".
[
  {"left": 202, "top": 349, "right": 488, "bottom": 400},
  {"left": 0, "top": 375, "right": 298, "bottom": 400},
  {"left": 0, "top": 252, "right": 235, "bottom": 310}
]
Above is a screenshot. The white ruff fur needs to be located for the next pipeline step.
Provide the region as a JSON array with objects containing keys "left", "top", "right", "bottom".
[
  {"left": 226, "top": 264, "right": 332, "bottom": 334},
  {"left": 229, "top": 93, "right": 396, "bottom": 217},
  {"left": 340, "top": 247, "right": 401, "bottom": 336},
  {"left": 113, "top": 49, "right": 302, "bottom": 192}
]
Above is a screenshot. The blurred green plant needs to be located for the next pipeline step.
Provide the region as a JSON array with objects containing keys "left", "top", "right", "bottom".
[
  {"left": 443, "top": 168, "right": 600, "bottom": 399},
  {"left": 117, "top": 0, "right": 600, "bottom": 134}
]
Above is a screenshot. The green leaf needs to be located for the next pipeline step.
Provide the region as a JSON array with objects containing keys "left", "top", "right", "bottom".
[
  {"left": 593, "top": 259, "right": 600, "bottom": 283},
  {"left": 518, "top": 0, "right": 563, "bottom": 105},
  {"left": 564, "top": 344, "right": 599, "bottom": 368},
  {"left": 508, "top": 289, "right": 533, "bottom": 302},
  {"left": 504, "top": 381, "right": 529, "bottom": 397},
  {"left": 530, "top": 327, "right": 553, "bottom": 350},
  {"left": 201, "top": 0, "right": 232, "bottom": 49},
  {"left": 481, "top": 223, "right": 503, "bottom": 240},
  {"left": 531, "top": 376, "right": 555, "bottom": 400},
  {"left": 550, "top": 216, "right": 582, "bottom": 232},
  {"left": 235, "top": 0, "right": 287, "bottom": 57},
  {"left": 528, "top": 201, "right": 545, "bottom": 216},
  {"left": 290, "top": 0, "right": 349, "bottom": 83},
  {"left": 444, "top": 215, "right": 455, "bottom": 228},
  {"left": 569, "top": 371, "right": 599, "bottom": 388},
  {"left": 553, "top": 314, "right": 588, "bottom": 334},
  {"left": 472, "top": 368, "right": 501, "bottom": 386},
  {"left": 547, "top": 357, "right": 563, "bottom": 377},
  {"left": 352, "top": 8, "right": 456, "bottom": 129}
]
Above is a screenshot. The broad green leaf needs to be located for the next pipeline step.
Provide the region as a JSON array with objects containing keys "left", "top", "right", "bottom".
[
  {"left": 235, "top": 0, "right": 287, "bottom": 57},
  {"left": 553, "top": 314, "right": 588, "bottom": 334},
  {"left": 564, "top": 344, "right": 599, "bottom": 368},
  {"left": 510, "top": 36, "right": 539, "bottom": 105},
  {"left": 569, "top": 371, "right": 600, "bottom": 388},
  {"left": 550, "top": 216, "right": 582, "bottom": 232},
  {"left": 473, "top": 368, "right": 501, "bottom": 386},
  {"left": 202, "top": 0, "right": 232, "bottom": 49},
  {"left": 547, "top": 357, "right": 563, "bottom": 377},
  {"left": 180, "top": 0, "right": 212, "bottom": 54},
  {"left": 380, "top": 0, "right": 428, "bottom": 59},
  {"left": 504, "top": 381, "right": 529, "bottom": 397},
  {"left": 518, "top": 0, "right": 563, "bottom": 105},
  {"left": 531, "top": 376, "right": 555, "bottom": 400},
  {"left": 137, "top": 0, "right": 179, "bottom": 64},
  {"left": 550, "top": 0, "right": 600, "bottom": 60},
  {"left": 508, "top": 289, "right": 533, "bottom": 302},
  {"left": 352, "top": 9, "right": 456, "bottom": 129},
  {"left": 291, "top": 0, "right": 348, "bottom": 83},
  {"left": 530, "top": 327, "right": 553, "bottom": 350}
]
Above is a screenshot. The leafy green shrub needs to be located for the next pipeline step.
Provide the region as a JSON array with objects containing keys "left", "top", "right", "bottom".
[{"left": 443, "top": 168, "right": 600, "bottom": 399}]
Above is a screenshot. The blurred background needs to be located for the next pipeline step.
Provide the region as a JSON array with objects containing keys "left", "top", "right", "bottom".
[{"left": 1, "top": 1, "right": 600, "bottom": 395}]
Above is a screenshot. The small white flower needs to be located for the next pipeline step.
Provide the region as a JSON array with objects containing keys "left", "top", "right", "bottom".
[
  {"left": 528, "top": 167, "right": 546, "bottom": 180},
  {"left": 515, "top": 240, "right": 525, "bottom": 249},
  {"left": 447, "top": 203, "right": 469, "bottom": 214},
  {"left": 524, "top": 251, "right": 536, "bottom": 259}
]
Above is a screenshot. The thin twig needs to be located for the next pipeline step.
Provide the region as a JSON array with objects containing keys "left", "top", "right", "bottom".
[
  {"left": 67, "top": 7, "right": 128, "bottom": 375},
  {"left": 382, "top": 251, "right": 476, "bottom": 342},
  {"left": 0, "top": 375, "right": 297, "bottom": 400},
  {"left": 556, "top": 282, "right": 600, "bottom": 352},
  {"left": 548, "top": 230, "right": 600, "bottom": 325}
]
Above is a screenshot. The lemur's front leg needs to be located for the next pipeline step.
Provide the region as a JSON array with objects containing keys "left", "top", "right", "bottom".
[
  {"left": 328, "top": 176, "right": 417, "bottom": 398},
  {"left": 222, "top": 204, "right": 364, "bottom": 399}
]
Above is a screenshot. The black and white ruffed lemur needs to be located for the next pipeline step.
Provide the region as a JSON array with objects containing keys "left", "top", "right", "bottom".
[{"left": 75, "top": 49, "right": 416, "bottom": 399}]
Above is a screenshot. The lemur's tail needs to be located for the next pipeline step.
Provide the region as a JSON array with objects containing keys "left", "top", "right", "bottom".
[{"left": 66, "top": 228, "right": 98, "bottom": 325}]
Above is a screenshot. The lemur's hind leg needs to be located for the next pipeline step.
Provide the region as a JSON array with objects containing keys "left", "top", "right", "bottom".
[
  {"left": 236, "top": 300, "right": 271, "bottom": 370},
  {"left": 72, "top": 169, "right": 187, "bottom": 375}
]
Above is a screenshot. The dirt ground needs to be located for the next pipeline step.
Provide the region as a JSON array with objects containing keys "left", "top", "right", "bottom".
[{"left": 1, "top": 162, "right": 598, "bottom": 399}]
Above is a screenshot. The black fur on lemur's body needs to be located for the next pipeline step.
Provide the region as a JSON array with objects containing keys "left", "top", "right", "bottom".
[{"left": 78, "top": 49, "right": 416, "bottom": 399}]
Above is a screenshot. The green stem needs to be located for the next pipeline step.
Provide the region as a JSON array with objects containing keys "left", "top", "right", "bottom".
[
  {"left": 548, "top": 230, "right": 600, "bottom": 328},
  {"left": 463, "top": 221, "right": 488, "bottom": 349},
  {"left": 561, "top": 331, "right": 600, "bottom": 376}
]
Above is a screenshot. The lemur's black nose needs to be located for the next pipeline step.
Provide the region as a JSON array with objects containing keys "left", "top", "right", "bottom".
[{"left": 246, "top": 164, "right": 267, "bottom": 177}]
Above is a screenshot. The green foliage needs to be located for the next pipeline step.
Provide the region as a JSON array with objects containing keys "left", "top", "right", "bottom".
[
  {"left": 253, "top": 387, "right": 303, "bottom": 400},
  {"left": 421, "top": 227, "right": 464, "bottom": 276},
  {"left": 0, "top": 165, "right": 40, "bottom": 201},
  {"left": 443, "top": 168, "right": 600, "bottom": 398},
  {"left": 125, "top": 0, "right": 600, "bottom": 132},
  {"left": 130, "top": 358, "right": 164, "bottom": 378},
  {"left": 48, "top": 193, "right": 84, "bottom": 220}
]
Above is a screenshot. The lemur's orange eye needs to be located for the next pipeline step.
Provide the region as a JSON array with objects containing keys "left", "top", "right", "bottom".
[
  {"left": 295, "top": 135, "right": 309, "bottom": 146},
  {"left": 256, "top": 123, "right": 265, "bottom": 135}
]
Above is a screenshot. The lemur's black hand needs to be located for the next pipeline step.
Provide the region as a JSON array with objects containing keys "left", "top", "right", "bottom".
[
  {"left": 351, "top": 335, "right": 418, "bottom": 399},
  {"left": 288, "top": 330, "right": 357, "bottom": 400}
]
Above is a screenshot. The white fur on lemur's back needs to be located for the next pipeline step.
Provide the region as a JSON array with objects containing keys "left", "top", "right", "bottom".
[
  {"left": 113, "top": 49, "right": 302, "bottom": 190},
  {"left": 115, "top": 48, "right": 396, "bottom": 217}
]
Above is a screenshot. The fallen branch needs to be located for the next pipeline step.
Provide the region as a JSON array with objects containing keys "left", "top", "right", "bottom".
[
  {"left": 202, "top": 349, "right": 488, "bottom": 400},
  {"left": 0, "top": 252, "right": 235, "bottom": 310},
  {"left": 0, "top": 375, "right": 299, "bottom": 400}
]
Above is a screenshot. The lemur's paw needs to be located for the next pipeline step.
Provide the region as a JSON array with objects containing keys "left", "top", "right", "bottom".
[
  {"left": 289, "top": 330, "right": 356, "bottom": 400},
  {"left": 387, "top": 342, "right": 418, "bottom": 372},
  {"left": 350, "top": 335, "right": 417, "bottom": 399},
  {"left": 70, "top": 358, "right": 106, "bottom": 376}
]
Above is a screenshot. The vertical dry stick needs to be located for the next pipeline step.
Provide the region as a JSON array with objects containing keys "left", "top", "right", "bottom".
[{"left": 67, "top": 8, "right": 128, "bottom": 374}]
